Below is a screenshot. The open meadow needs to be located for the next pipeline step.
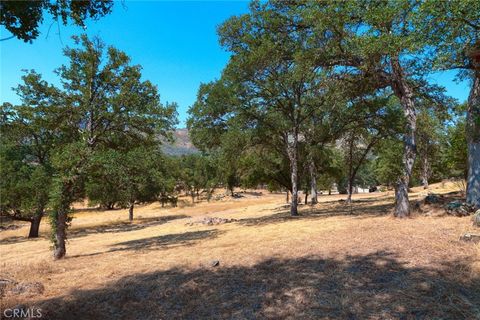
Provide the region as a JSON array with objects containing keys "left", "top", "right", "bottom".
[{"left": 1, "top": 182, "right": 479, "bottom": 319}]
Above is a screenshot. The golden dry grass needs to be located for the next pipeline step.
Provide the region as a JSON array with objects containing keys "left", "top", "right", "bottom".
[{"left": 1, "top": 182, "right": 479, "bottom": 319}]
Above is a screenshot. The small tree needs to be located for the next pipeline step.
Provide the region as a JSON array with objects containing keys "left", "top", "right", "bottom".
[
  {"left": 179, "top": 154, "right": 219, "bottom": 203},
  {"left": 0, "top": 80, "right": 57, "bottom": 238},
  {"left": 14, "top": 35, "right": 177, "bottom": 259}
]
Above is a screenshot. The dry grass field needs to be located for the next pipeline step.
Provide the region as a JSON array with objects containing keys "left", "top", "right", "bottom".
[{"left": 1, "top": 182, "right": 479, "bottom": 319}]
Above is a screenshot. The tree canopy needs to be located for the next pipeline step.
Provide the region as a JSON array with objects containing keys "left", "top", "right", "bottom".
[{"left": 0, "top": 0, "right": 113, "bottom": 42}]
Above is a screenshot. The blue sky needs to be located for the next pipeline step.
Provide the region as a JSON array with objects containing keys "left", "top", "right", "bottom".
[{"left": 0, "top": 1, "right": 469, "bottom": 127}]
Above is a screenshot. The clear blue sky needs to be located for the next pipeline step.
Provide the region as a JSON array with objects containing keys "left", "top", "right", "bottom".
[{"left": 0, "top": 1, "right": 469, "bottom": 127}]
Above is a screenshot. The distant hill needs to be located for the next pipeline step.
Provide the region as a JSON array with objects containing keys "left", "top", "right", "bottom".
[{"left": 162, "top": 129, "right": 199, "bottom": 156}]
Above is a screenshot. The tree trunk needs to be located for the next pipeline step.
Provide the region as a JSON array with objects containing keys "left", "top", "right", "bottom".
[
  {"left": 346, "top": 131, "right": 354, "bottom": 204},
  {"left": 28, "top": 211, "right": 43, "bottom": 238},
  {"left": 53, "top": 181, "right": 73, "bottom": 260},
  {"left": 466, "top": 74, "right": 480, "bottom": 209},
  {"left": 309, "top": 160, "right": 318, "bottom": 205},
  {"left": 129, "top": 203, "right": 134, "bottom": 221},
  {"left": 304, "top": 190, "right": 308, "bottom": 205},
  {"left": 287, "top": 133, "right": 299, "bottom": 216},
  {"left": 391, "top": 56, "right": 417, "bottom": 218},
  {"left": 161, "top": 193, "right": 165, "bottom": 207},
  {"left": 53, "top": 210, "right": 67, "bottom": 259},
  {"left": 421, "top": 156, "right": 429, "bottom": 190},
  {"left": 286, "top": 190, "right": 289, "bottom": 203},
  {"left": 207, "top": 188, "right": 214, "bottom": 202},
  {"left": 346, "top": 179, "right": 354, "bottom": 204}
]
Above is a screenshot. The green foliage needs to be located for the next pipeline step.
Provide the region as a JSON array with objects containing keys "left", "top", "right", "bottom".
[
  {"left": 444, "top": 118, "right": 468, "bottom": 179},
  {"left": 178, "top": 153, "right": 220, "bottom": 201},
  {"left": 54, "top": 35, "right": 178, "bottom": 151},
  {"left": 373, "top": 138, "right": 404, "bottom": 187},
  {"left": 316, "top": 147, "right": 344, "bottom": 192},
  {"left": 187, "top": 80, "right": 238, "bottom": 151},
  {"left": 0, "top": 101, "right": 54, "bottom": 223},
  {"left": 238, "top": 143, "right": 291, "bottom": 192},
  {"left": 418, "top": 0, "right": 480, "bottom": 78},
  {"left": 0, "top": 142, "right": 51, "bottom": 217},
  {"left": 412, "top": 108, "right": 450, "bottom": 184},
  {"left": 47, "top": 176, "right": 74, "bottom": 243},
  {"left": 87, "top": 147, "right": 165, "bottom": 208},
  {"left": 0, "top": 0, "right": 113, "bottom": 42}
]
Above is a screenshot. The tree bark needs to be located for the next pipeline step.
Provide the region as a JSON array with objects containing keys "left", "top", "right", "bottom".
[
  {"left": 129, "top": 203, "right": 134, "bottom": 221},
  {"left": 309, "top": 160, "right": 318, "bottom": 205},
  {"left": 466, "top": 74, "right": 480, "bottom": 209},
  {"left": 28, "top": 210, "right": 43, "bottom": 238},
  {"left": 53, "top": 206, "right": 67, "bottom": 260},
  {"left": 391, "top": 56, "right": 417, "bottom": 218},
  {"left": 53, "top": 181, "right": 73, "bottom": 260},
  {"left": 207, "top": 187, "right": 214, "bottom": 202},
  {"left": 346, "top": 131, "right": 354, "bottom": 204},
  {"left": 346, "top": 178, "right": 354, "bottom": 204},
  {"left": 286, "top": 190, "right": 290, "bottom": 203},
  {"left": 421, "top": 156, "right": 430, "bottom": 190},
  {"left": 304, "top": 190, "right": 308, "bottom": 205},
  {"left": 287, "top": 133, "right": 299, "bottom": 216}
]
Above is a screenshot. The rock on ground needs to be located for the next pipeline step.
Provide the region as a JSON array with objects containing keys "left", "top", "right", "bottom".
[
  {"left": 444, "top": 201, "right": 476, "bottom": 217},
  {"left": 473, "top": 210, "right": 480, "bottom": 227},
  {"left": 8, "top": 282, "right": 45, "bottom": 296},
  {"left": 185, "top": 217, "right": 237, "bottom": 226},
  {"left": 459, "top": 233, "right": 480, "bottom": 243}
]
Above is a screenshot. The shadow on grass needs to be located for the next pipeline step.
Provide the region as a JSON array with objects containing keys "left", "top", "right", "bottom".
[
  {"left": 68, "top": 215, "right": 188, "bottom": 239},
  {"left": 0, "top": 215, "right": 189, "bottom": 244},
  {"left": 0, "top": 235, "right": 47, "bottom": 245},
  {"left": 72, "top": 207, "right": 119, "bottom": 214},
  {"left": 239, "top": 190, "right": 466, "bottom": 227},
  {"left": 109, "top": 229, "right": 222, "bottom": 252},
  {"left": 31, "top": 251, "right": 480, "bottom": 319},
  {"left": 238, "top": 202, "right": 395, "bottom": 227},
  {"left": 68, "top": 229, "right": 222, "bottom": 258}
]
